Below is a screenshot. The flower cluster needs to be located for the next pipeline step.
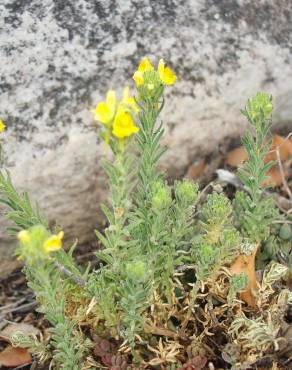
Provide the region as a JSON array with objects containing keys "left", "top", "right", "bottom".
[
  {"left": 17, "top": 225, "right": 64, "bottom": 262},
  {"left": 244, "top": 92, "right": 273, "bottom": 122},
  {"left": 91, "top": 87, "right": 139, "bottom": 149},
  {"left": 125, "top": 260, "right": 148, "bottom": 283},
  {"left": 133, "top": 57, "right": 176, "bottom": 87},
  {"left": 132, "top": 57, "right": 176, "bottom": 101},
  {"left": 175, "top": 180, "right": 199, "bottom": 206},
  {"left": 151, "top": 181, "right": 172, "bottom": 210},
  {"left": 91, "top": 57, "right": 176, "bottom": 151}
]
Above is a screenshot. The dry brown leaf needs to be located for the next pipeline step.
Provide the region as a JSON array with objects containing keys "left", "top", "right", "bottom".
[
  {"left": 0, "top": 323, "right": 40, "bottom": 343},
  {"left": 0, "top": 346, "right": 32, "bottom": 367},
  {"left": 226, "top": 147, "right": 248, "bottom": 167},
  {"left": 226, "top": 134, "right": 292, "bottom": 188},
  {"left": 229, "top": 246, "right": 259, "bottom": 308},
  {"left": 264, "top": 167, "right": 288, "bottom": 187},
  {"left": 186, "top": 160, "right": 206, "bottom": 180},
  {"left": 265, "top": 134, "right": 292, "bottom": 163},
  {"left": 226, "top": 134, "right": 292, "bottom": 168}
]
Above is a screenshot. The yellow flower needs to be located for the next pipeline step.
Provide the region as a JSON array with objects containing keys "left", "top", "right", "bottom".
[
  {"left": 133, "top": 71, "right": 144, "bottom": 87},
  {"left": 137, "top": 57, "right": 154, "bottom": 73},
  {"left": 112, "top": 108, "right": 139, "bottom": 139},
  {"left": 0, "top": 120, "right": 6, "bottom": 132},
  {"left": 18, "top": 230, "right": 30, "bottom": 244},
  {"left": 43, "top": 231, "right": 64, "bottom": 253},
  {"left": 133, "top": 57, "right": 154, "bottom": 86},
  {"left": 121, "top": 86, "right": 139, "bottom": 113},
  {"left": 91, "top": 90, "right": 116, "bottom": 124},
  {"left": 158, "top": 59, "right": 177, "bottom": 85}
]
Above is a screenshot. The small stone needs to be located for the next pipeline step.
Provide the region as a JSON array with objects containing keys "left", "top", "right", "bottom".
[{"left": 279, "top": 224, "right": 292, "bottom": 240}]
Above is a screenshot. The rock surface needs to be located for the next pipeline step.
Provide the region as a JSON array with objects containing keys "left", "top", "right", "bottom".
[{"left": 0, "top": 0, "right": 292, "bottom": 261}]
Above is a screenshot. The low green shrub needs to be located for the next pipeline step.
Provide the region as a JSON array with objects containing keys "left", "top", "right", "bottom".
[{"left": 0, "top": 58, "right": 291, "bottom": 369}]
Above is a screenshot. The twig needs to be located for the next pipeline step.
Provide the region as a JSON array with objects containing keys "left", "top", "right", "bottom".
[
  {"left": 207, "top": 296, "right": 219, "bottom": 325},
  {"left": 144, "top": 323, "right": 179, "bottom": 339},
  {"left": 0, "top": 301, "right": 37, "bottom": 316},
  {"left": 8, "top": 301, "right": 37, "bottom": 313},
  {"left": 284, "top": 132, "right": 292, "bottom": 141},
  {"left": 30, "top": 361, "right": 38, "bottom": 370},
  {"left": 11, "top": 362, "right": 32, "bottom": 370},
  {"left": 193, "top": 181, "right": 215, "bottom": 207},
  {"left": 275, "top": 146, "right": 292, "bottom": 200},
  {"left": 53, "top": 262, "right": 85, "bottom": 286},
  {"left": 0, "top": 297, "right": 27, "bottom": 312},
  {"left": 272, "top": 220, "right": 292, "bottom": 225}
]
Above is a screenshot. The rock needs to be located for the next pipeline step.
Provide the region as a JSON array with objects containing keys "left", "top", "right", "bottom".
[{"left": 0, "top": 0, "right": 292, "bottom": 260}]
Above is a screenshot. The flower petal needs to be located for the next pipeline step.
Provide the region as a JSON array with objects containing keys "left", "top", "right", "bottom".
[
  {"left": 0, "top": 120, "right": 6, "bottom": 132},
  {"left": 93, "top": 102, "right": 112, "bottom": 124},
  {"left": 43, "top": 232, "right": 63, "bottom": 253},
  {"left": 112, "top": 109, "right": 139, "bottom": 139},
  {"left": 122, "top": 86, "right": 130, "bottom": 100},
  {"left": 138, "top": 57, "right": 153, "bottom": 73},
  {"left": 158, "top": 59, "right": 176, "bottom": 85},
  {"left": 122, "top": 86, "right": 139, "bottom": 113},
  {"left": 133, "top": 71, "right": 144, "bottom": 86},
  {"left": 158, "top": 59, "right": 165, "bottom": 80},
  {"left": 162, "top": 67, "right": 177, "bottom": 85},
  {"left": 106, "top": 90, "right": 116, "bottom": 116}
]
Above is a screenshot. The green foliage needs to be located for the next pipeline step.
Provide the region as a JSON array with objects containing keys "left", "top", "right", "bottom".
[
  {"left": 0, "top": 171, "right": 48, "bottom": 233},
  {"left": 230, "top": 272, "right": 249, "bottom": 292},
  {"left": 175, "top": 180, "right": 198, "bottom": 206},
  {"left": 151, "top": 181, "right": 172, "bottom": 210},
  {"left": 87, "top": 269, "right": 120, "bottom": 329},
  {"left": 91, "top": 81, "right": 199, "bottom": 344},
  {"left": 11, "top": 331, "right": 50, "bottom": 364},
  {"left": 228, "top": 272, "right": 249, "bottom": 304},
  {"left": 50, "top": 321, "right": 89, "bottom": 370},
  {"left": 0, "top": 175, "right": 87, "bottom": 367},
  {"left": 119, "top": 260, "right": 152, "bottom": 344},
  {"left": 234, "top": 92, "right": 278, "bottom": 242},
  {"left": 24, "top": 261, "right": 88, "bottom": 369},
  {"left": 192, "top": 192, "right": 240, "bottom": 279}
]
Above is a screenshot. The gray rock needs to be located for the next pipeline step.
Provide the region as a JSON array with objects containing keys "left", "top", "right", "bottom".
[{"left": 0, "top": 0, "right": 292, "bottom": 261}]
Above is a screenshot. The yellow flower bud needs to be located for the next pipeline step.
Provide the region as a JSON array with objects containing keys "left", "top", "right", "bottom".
[
  {"left": 147, "top": 83, "right": 155, "bottom": 90},
  {"left": 18, "top": 230, "right": 30, "bottom": 244},
  {"left": 133, "top": 57, "right": 154, "bottom": 87}
]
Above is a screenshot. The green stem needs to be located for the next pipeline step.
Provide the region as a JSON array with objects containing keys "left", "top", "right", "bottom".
[{"left": 135, "top": 99, "right": 166, "bottom": 253}]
